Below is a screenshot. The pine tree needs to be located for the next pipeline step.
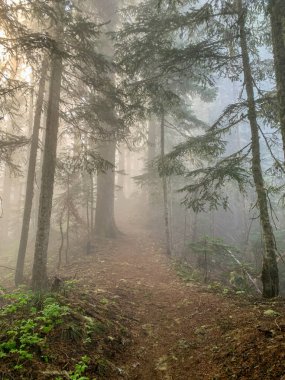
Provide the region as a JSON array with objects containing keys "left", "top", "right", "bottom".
[
  {"left": 116, "top": 0, "right": 280, "bottom": 296},
  {"left": 15, "top": 59, "right": 48, "bottom": 286},
  {"left": 269, "top": 0, "right": 285, "bottom": 161}
]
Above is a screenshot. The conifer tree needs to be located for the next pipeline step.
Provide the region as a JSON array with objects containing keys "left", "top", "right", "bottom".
[
  {"left": 116, "top": 0, "right": 280, "bottom": 296},
  {"left": 15, "top": 59, "right": 48, "bottom": 286},
  {"left": 269, "top": 0, "right": 285, "bottom": 161}
]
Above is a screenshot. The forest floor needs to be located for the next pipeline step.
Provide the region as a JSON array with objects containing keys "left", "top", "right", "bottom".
[
  {"left": 57, "top": 228, "right": 285, "bottom": 380},
  {"left": 1, "top": 228, "right": 285, "bottom": 379}
]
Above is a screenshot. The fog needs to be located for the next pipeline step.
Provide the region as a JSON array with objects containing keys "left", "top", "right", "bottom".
[
  {"left": 0, "top": 0, "right": 285, "bottom": 292},
  {"left": 1, "top": 0, "right": 285, "bottom": 378}
]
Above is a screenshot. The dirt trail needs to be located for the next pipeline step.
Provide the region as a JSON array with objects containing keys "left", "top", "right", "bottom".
[{"left": 61, "top": 230, "right": 285, "bottom": 380}]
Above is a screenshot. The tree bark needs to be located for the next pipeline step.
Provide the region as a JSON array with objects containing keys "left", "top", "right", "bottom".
[
  {"left": 269, "top": 0, "right": 285, "bottom": 161},
  {"left": 15, "top": 60, "right": 48, "bottom": 286},
  {"left": 160, "top": 111, "right": 171, "bottom": 256},
  {"left": 238, "top": 0, "right": 279, "bottom": 298},
  {"left": 31, "top": 50, "right": 63, "bottom": 291}
]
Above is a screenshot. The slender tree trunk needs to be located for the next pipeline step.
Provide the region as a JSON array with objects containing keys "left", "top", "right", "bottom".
[
  {"left": 65, "top": 174, "right": 70, "bottom": 264},
  {"left": 15, "top": 60, "right": 48, "bottom": 286},
  {"left": 160, "top": 111, "right": 171, "bottom": 255},
  {"left": 33, "top": 90, "right": 48, "bottom": 234},
  {"left": 117, "top": 144, "right": 126, "bottom": 202},
  {"left": 147, "top": 119, "right": 157, "bottom": 163},
  {"left": 90, "top": 173, "right": 94, "bottom": 233},
  {"left": 0, "top": 166, "right": 11, "bottom": 245},
  {"left": 58, "top": 208, "right": 64, "bottom": 269},
  {"left": 238, "top": 0, "right": 279, "bottom": 298},
  {"left": 269, "top": 0, "right": 285, "bottom": 161},
  {"left": 192, "top": 212, "right": 198, "bottom": 242},
  {"left": 169, "top": 177, "right": 174, "bottom": 248},
  {"left": 95, "top": 141, "right": 119, "bottom": 237},
  {"left": 31, "top": 48, "right": 63, "bottom": 291},
  {"left": 86, "top": 187, "right": 91, "bottom": 247}
]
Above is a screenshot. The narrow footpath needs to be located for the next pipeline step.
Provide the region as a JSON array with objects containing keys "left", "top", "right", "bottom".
[{"left": 59, "top": 230, "right": 285, "bottom": 380}]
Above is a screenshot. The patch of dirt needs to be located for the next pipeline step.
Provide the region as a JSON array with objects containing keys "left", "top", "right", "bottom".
[
  {"left": 1, "top": 229, "right": 285, "bottom": 379},
  {"left": 58, "top": 230, "right": 285, "bottom": 380}
]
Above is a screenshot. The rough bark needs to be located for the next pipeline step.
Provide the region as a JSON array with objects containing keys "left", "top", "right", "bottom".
[
  {"left": 160, "top": 111, "right": 172, "bottom": 256},
  {"left": 15, "top": 60, "right": 48, "bottom": 286},
  {"left": 238, "top": 0, "right": 279, "bottom": 298},
  {"left": 269, "top": 0, "right": 285, "bottom": 161},
  {"left": 31, "top": 50, "right": 63, "bottom": 291}
]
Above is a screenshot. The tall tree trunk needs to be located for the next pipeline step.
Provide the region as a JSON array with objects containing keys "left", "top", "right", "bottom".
[
  {"left": 147, "top": 119, "right": 157, "bottom": 164},
  {"left": 94, "top": 0, "right": 119, "bottom": 238},
  {"left": 146, "top": 119, "right": 157, "bottom": 226},
  {"left": 15, "top": 60, "right": 48, "bottom": 286},
  {"left": 31, "top": 49, "right": 63, "bottom": 291},
  {"left": 147, "top": 118, "right": 156, "bottom": 198},
  {"left": 117, "top": 144, "right": 126, "bottom": 202},
  {"left": 238, "top": 0, "right": 279, "bottom": 298},
  {"left": 0, "top": 166, "right": 11, "bottom": 246},
  {"left": 90, "top": 173, "right": 94, "bottom": 233},
  {"left": 65, "top": 174, "right": 70, "bottom": 264},
  {"left": 33, "top": 88, "right": 48, "bottom": 234},
  {"left": 269, "top": 0, "right": 285, "bottom": 161},
  {"left": 95, "top": 141, "right": 118, "bottom": 237},
  {"left": 191, "top": 212, "right": 198, "bottom": 242},
  {"left": 160, "top": 111, "right": 171, "bottom": 256},
  {"left": 58, "top": 208, "right": 64, "bottom": 269}
]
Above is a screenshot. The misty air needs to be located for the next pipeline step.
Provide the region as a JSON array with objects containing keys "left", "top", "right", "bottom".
[{"left": 0, "top": 0, "right": 285, "bottom": 379}]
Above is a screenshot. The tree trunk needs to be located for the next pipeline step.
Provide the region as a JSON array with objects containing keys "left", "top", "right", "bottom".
[
  {"left": 58, "top": 208, "right": 64, "bottom": 269},
  {"left": 147, "top": 118, "right": 156, "bottom": 197},
  {"left": 147, "top": 119, "right": 157, "bottom": 163},
  {"left": 0, "top": 166, "right": 11, "bottom": 246},
  {"left": 238, "top": 0, "right": 279, "bottom": 298},
  {"left": 117, "top": 144, "right": 126, "bottom": 202},
  {"left": 65, "top": 174, "right": 70, "bottom": 264},
  {"left": 160, "top": 111, "right": 171, "bottom": 256},
  {"left": 95, "top": 141, "right": 118, "bottom": 237},
  {"left": 15, "top": 60, "right": 48, "bottom": 286},
  {"left": 269, "top": 0, "right": 285, "bottom": 161},
  {"left": 32, "top": 88, "right": 49, "bottom": 234},
  {"left": 31, "top": 50, "right": 63, "bottom": 291},
  {"left": 90, "top": 173, "right": 95, "bottom": 233}
]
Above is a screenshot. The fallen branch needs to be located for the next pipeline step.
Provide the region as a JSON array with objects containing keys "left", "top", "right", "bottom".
[
  {"left": 226, "top": 249, "right": 262, "bottom": 295},
  {"left": 0, "top": 265, "right": 15, "bottom": 271}
]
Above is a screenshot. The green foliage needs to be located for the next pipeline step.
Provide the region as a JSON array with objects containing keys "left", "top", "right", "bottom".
[
  {"left": 69, "top": 355, "right": 90, "bottom": 380},
  {"left": 174, "top": 262, "right": 201, "bottom": 283},
  {"left": 189, "top": 236, "right": 239, "bottom": 258},
  {"left": 185, "top": 236, "right": 255, "bottom": 290},
  {"left": 159, "top": 130, "right": 251, "bottom": 212},
  {"left": 1, "top": 290, "right": 33, "bottom": 316},
  {"left": 0, "top": 291, "right": 70, "bottom": 362}
]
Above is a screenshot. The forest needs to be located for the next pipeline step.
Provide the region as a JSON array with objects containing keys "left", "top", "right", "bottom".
[{"left": 1, "top": 0, "right": 285, "bottom": 379}]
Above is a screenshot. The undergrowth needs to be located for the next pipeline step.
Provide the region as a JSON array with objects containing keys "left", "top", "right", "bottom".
[{"left": 0, "top": 283, "right": 129, "bottom": 379}]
